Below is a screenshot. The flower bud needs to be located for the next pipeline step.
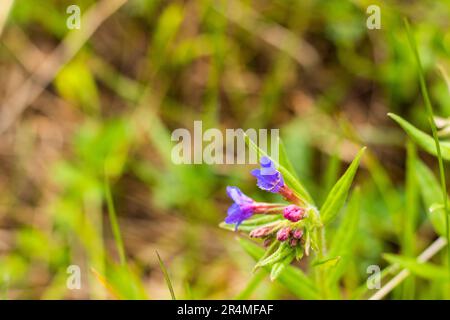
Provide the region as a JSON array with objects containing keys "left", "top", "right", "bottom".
[
  {"left": 289, "top": 238, "right": 298, "bottom": 247},
  {"left": 249, "top": 226, "right": 274, "bottom": 238},
  {"left": 276, "top": 227, "right": 291, "bottom": 241},
  {"left": 283, "top": 205, "right": 305, "bottom": 222},
  {"left": 292, "top": 229, "right": 303, "bottom": 239}
]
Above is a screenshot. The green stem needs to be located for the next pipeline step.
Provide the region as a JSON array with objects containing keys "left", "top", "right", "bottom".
[{"left": 315, "top": 226, "right": 328, "bottom": 299}]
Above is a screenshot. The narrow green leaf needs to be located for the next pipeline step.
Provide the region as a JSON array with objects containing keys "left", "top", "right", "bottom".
[
  {"left": 328, "top": 188, "right": 361, "bottom": 257},
  {"left": 255, "top": 242, "right": 291, "bottom": 268},
  {"left": 402, "top": 140, "right": 419, "bottom": 299},
  {"left": 156, "top": 251, "right": 176, "bottom": 300},
  {"left": 324, "top": 188, "right": 361, "bottom": 297},
  {"left": 404, "top": 140, "right": 419, "bottom": 252},
  {"left": 219, "top": 214, "right": 283, "bottom": 232},
  {"left": 415, "top": 160, "right": 447, "bottom": 236},
  {"left": 320, "top": 147, "right": 365, "bottom": 226},
  {"left": 278, "top": 137, "right": 300, "bottom": 180},
  {"left": 238, "top": 238, "right": 320, "bottom": 299},
  {"left": 231, "top": 214, "right": 283, "bottom": 226},
  {"left": 104, "top": 175, "right": 126, "bottom": 266},
  {"left": 388, "top": 113, "right": 450, "bottom": 160},
  {"left": 383, "top": 254, "right": 449, "bottom": 281},
  {"left": 312, "top": 256, "right": 341, "bottom": 268},
  {"left": 404, "top": 18, "right": 450, "bottom": 273},
  {"left": 270, "top": 252, "right": 295, "bottom": 281}
]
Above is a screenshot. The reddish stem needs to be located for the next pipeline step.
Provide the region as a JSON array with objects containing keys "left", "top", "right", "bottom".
[{"left": 279, "top": 185, "right": 303, "bottom": 205}]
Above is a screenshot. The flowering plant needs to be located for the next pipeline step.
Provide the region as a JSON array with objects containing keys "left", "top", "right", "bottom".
[{"left": 220, "top": 137, "right": 365, "bottom": 284}]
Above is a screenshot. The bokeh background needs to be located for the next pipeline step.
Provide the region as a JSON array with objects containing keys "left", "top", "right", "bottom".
[{"left": 1, "top": 0, "right": 450, "bottom": 299}]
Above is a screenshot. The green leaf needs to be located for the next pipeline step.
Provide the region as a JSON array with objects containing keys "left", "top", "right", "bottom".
[
  {"left": 255, "top": 242, "right": 291, "bottom": 269},
  {"left": 312, "top": 256, "right": 341, "bottom": 268},
  {"left": 383, "top": 254, "right": 449, "bottom": 281},
  {"left": 156, "top": 251, "right": 176, "bottom": 300},
  {"left": 104, "top": 175, "right": 126, "bottom": 266},
  {"left": 325, "top": 188, "right": 361, "bottom": 291},
  {"left": 270, "top": 252, "right": 295, "bottom": 281},
  {"left": 219, "top": 214, "right": 283, "bottom": 232},
  {"left": 238, "top": 238, "right": 320, "bottom": 299},
  {"left": 244, "top": 133, "right": 314, "bottom": 204},
  {"left": 404, "top": 18, "right": 450, "bottom": 271},
  {"left": 328, "top": 188, "right": 361, "bottom": 257},
  {"left": 402, "top": 140, "right": 419, "bottom": 299},
  {"left": 415, "top": 160, "right": 447, "bottom": 236},
  {"left": 403, "top": 140, "right": 419, "bottom": 252},
  {"left": 278, "top": 137, "right": 300, "bottom": 180},
  {"left": 388, "top": 113, "right": 450, "bottom": 160},
  {"left": 320, "top": 147, "right": 365, "bottom": 226},
  {"left": 399, "top": 139, "right": 420, "bottom": 300}
]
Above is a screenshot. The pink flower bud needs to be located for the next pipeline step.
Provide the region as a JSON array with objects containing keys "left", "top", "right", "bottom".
[
  {"left": 292, "top": 229, "right": 303, "bottom": 239},
  {"left": 276, "top": 227, "right": 291, "bottom": 241},
  {"left": 249, "top": 226, "right": 274, "bottom": 238},
  {"left": 283, "top": 205, "right": 305, "bottom": 222},
  {"left": 289, "top": 238, "right": 298, "bottom": 247}
]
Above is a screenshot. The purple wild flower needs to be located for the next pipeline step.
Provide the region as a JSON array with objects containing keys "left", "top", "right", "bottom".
[
  {"left": 225, "top": 186, "right": 283, "bottom": 229},
  {"left": 225, "top": 186, "right": 256, "bottom": 228},
  {"left": 251, "top": 157, "right": 303, "bottom": 205},
  {"left": 251, "top": 157, "right": 284, "bottom": 193}
]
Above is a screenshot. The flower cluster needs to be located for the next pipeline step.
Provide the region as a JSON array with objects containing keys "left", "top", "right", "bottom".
[{"left": 224, "top": 157, "right": 316, "bottom": 253}]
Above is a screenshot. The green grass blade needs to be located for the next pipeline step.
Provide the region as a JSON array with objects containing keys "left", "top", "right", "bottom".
[
  {"left": 278, "top": 137, "right": 300, "bottom": 180},
  {"left": 326, "top": 187, "right": 361, "bottom": 291},
  {"left": 104, "top": 175, "right": 126, "bottom": 266},
  {"left": 320, "top": 147, "right": 365, "bottom": 226},
  {"left": 388, "top": 113, "right": 450, "bottom": 160},
  {"left": 402, "top": 140, "right": 419, "bottom": 299},
  {"left": 404, "top": 18, "right": 450, "bottom": 272},
  {"left": 383, "top": 254, "right": 449, "bottom": 281},
  {"left": 328, "top": 188, "right": 361, "bottom": 256},
  {"left": 415, "top": 160, "right": 448, "bottom": 236},
  {"left": 156, "top": 251, "right": 176, "bottom": 300}
]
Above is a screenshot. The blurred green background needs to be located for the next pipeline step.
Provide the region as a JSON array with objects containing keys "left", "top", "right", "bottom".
[{"left": 1, "top": 0, "right": 450, "bottom": 299}]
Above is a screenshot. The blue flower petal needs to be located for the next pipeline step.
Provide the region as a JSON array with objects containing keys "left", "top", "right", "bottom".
[
  {"left": 225, "top": 203, "right": 242, "bottom": 224},
  {"left": 225, "top": 187, "right": 256, "bottom": 229},
  {"left": 251, "top": 160, "right": 284, "bottom": 193},
  {"left": 226, "top": 186, "right": 253, "bottom": 205}
]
